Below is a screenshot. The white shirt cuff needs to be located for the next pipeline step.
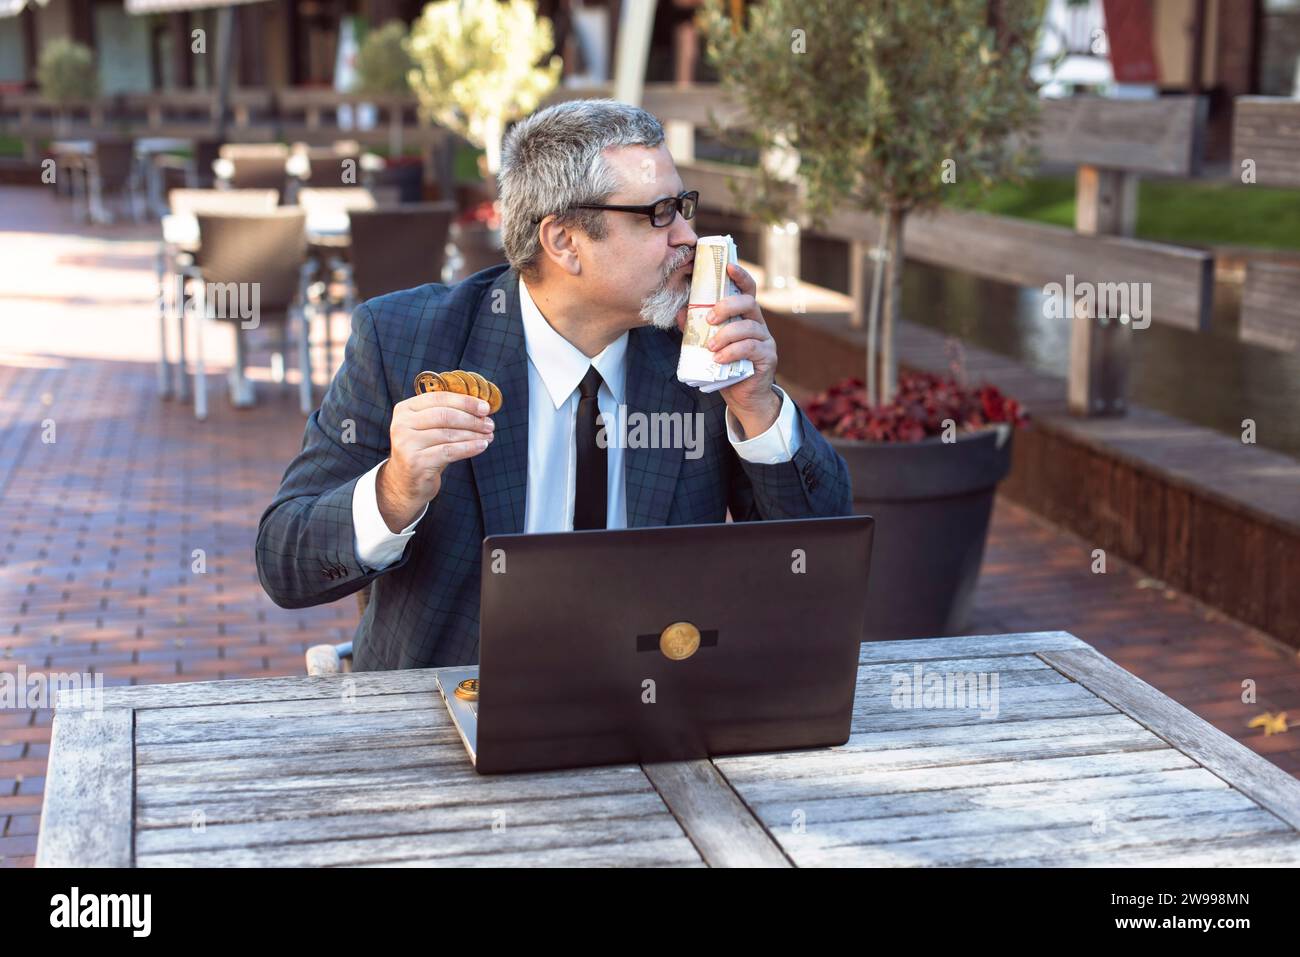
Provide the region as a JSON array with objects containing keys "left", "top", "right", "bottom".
[
  {"left": 352, "top": 458, "right": 427, "bottom": 571},
  {"left": 726, "top": 385, "right": 802, "bottom": 464}
]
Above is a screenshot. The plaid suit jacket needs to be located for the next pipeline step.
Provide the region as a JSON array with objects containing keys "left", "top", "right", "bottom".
[{"left": 256, "top": 264, "right": 853, "bottom": 670}]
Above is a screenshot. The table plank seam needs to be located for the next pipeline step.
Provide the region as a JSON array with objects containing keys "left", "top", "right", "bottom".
[{"left": 641, "top": 759, "right": 793, "bottom": 868}]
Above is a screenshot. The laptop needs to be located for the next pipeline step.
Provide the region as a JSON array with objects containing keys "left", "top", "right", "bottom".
[{"left": 435, "top": 514, "right": 874, "bottom": 774}]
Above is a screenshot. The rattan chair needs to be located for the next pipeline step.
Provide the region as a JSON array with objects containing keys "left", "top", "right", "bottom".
[
  {"left": 190, "top": 139, "right": 224, "bottom": 189},
  {"left": 150, "top": 139, "right": 223, "bottom": 204},
  {"left": 295, "top": 148, "right": 363, "bottom": 189},
  {"left": 75, "top": 139, "right": 141, "bottom": 224},
  {"left": 190, "top": 209, "right": 311, "bottom": 418},
  {"left": 214, "top": 144, "right": 290, "bottom": 199},
  {"left": 347, "top": 202, "right": 456, "bottom": 301},
  {"left": 158, "top": 189, "right": 280, "bottom": 398}
]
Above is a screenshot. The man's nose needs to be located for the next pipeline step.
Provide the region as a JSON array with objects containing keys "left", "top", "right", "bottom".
[{"left": 669, "top": 208, "right": 698, "bottom": 246}]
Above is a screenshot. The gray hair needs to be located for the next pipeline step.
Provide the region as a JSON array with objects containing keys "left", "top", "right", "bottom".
[{"left": 498, "top": 98, "right": 665, "bottom": 280}]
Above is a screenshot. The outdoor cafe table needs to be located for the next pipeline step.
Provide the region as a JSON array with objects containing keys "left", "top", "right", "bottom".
[
  {"left": 161, "top": 210, "right": 350, "bottom": 251},
  {"left": 35, "top": 631, "right": 1300, "bottom": 867}
]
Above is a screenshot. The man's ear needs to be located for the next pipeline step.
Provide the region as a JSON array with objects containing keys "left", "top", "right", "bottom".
[{"left": 538, "top": 217, "right": 583, "bottom": 277}]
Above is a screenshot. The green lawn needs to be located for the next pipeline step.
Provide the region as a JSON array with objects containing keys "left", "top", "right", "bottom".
[{"left": 960, "top": 174, "right": 1300, "bottom": 251}]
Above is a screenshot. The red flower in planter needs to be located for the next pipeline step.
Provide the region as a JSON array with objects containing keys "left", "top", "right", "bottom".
[
  {"left": 801, "top": 371, "right": 1029, "bottom": 442},
  {"left": 455, "top": 200, "right": 501, "bottom": 230}
]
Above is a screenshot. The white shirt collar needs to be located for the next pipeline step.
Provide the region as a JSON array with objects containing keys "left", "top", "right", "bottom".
[{"left": 519, "top": 275, "right": 628, "bottom": 409}]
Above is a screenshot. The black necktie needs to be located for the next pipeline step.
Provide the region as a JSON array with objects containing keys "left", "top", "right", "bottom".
[{"left": 573, "top": 365, "right": 606, "bottom": 530}]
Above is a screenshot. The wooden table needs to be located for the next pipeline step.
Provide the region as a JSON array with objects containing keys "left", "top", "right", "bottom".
[{"left": 36, "top": 631, "right": 1300, "bottom": 867}]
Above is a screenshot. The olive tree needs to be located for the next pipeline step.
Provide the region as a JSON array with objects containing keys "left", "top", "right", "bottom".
[
  {"left": 702, "top": 0, "right": 1042, "bottom": 405},
  {"left": 406, "top": 0, "right": 562, "bottom": 177}
]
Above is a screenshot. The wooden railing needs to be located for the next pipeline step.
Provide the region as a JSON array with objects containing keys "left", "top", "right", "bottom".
[
  {"left": 1241, "top": 261, "right": 1300, "bottom": 352},
  {"left": 553, "top": 84, "right": 1210, "bottom": 173},
  {"left": 1232, "top": 96, "right": 1300, "bottom": 189},
  {"left": 2, "top": 81, "right": 1231, "bottom": 396},
  {"left": 682, "top": 159, "right": 1213, "bottom": 331},
  {"left": 1223, "top": 98, "right": 1300, "bottom": 359},
  {"left": 3, "top": 82, "right": 1205, "bottom": 164},
  {"left": 1032, "top": 95, "right": 1206, "bottom": 176},
  {"left": 0, "top": 88, "right": 448, "bottom": 149}
]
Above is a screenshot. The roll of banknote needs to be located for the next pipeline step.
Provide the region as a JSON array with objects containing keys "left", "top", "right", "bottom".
[{"left": 677, "top": 234, "right": 756, "bottom": 393}]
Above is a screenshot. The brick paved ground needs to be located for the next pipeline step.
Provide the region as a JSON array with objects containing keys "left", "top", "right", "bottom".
[{"left": 2, "top": 186, "right": 1297, "bottom": 867}]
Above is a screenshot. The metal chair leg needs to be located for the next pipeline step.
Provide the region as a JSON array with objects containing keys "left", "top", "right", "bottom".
[
  {"left": 231, "top": 324, "right": 254, "bottom": 407},
  {"left": 89, "top": 168, "right": 110, "bottom": 225},
  {"left": 70, "top": 163, "right": 88, "bottom": 223},
  {"left": 320, "top": 301, "right": 334, "bottom": 379},
  {"left": 156, "top": 244, "right": 172, "bottom": 399},
  {"left": 193, "top": 290, "right": 207, "bottom": 421},
  {"left": 298, "top": 301, "right": 313, "bottom": 415},
  {"left": 175, "top": 270, "right": 191, "bottom": 401},
  {"left": 132, "top": 156, "right": 147, "bottom": 223},
  {"left": 272, "top": 322, "right": 288, "bottom": 384}
]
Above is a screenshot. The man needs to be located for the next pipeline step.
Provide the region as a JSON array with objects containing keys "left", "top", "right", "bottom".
[{"left": 256, "top": 99, "right": 852, "bottom": 671}]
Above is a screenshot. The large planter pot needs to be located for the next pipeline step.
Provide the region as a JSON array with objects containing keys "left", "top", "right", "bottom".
[{"left": 830, "top": 425, "right": 1014, "bottom": 641}]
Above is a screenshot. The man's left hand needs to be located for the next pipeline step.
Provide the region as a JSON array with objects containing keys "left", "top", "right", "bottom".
[{"left": 676, "top": 262, "right": 780, "bottom": 439}]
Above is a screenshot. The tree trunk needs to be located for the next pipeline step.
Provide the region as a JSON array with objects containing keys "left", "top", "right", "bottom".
[
  {"left": 877, "top": 206, "right": 907, "bottom": 406},
  {"left": 864, "top": 227, "right": 887, "bottom": 407}
]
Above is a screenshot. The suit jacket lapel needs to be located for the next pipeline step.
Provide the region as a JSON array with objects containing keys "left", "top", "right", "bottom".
[
  {"left": 463, "top": 268, "right": 529, "bottom": 536},
  {"left": 460, "top": 267, "right": 697, "bottom": 534},
  {"left": 624, "top": 325, "right": 697, "bottom": 528}
]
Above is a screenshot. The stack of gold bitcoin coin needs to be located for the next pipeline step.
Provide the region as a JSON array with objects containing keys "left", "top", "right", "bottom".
[{"left": 414, "top": 370, "right": 503, "bottom": 414}]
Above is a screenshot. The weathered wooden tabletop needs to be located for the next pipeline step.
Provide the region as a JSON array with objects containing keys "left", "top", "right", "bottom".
[{"left": 36, "top": 630, "right": 1300, "bottom": 867}]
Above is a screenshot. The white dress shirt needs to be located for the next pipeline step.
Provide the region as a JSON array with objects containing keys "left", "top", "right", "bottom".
[{"left": 352, "top": 277, "right": 803, "bottom": 570}]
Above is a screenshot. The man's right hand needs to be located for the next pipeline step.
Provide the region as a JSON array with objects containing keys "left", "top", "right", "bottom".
[{"left": 376, "top": 391, "right": 495, "bottom": 533}]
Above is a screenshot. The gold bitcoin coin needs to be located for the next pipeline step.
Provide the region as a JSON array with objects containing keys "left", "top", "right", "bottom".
[
  {"left": 484, "top": 380, "right": 503, "bottom": 415},
  {"left": 659, "top": 621, "right": 701, "bottom": 661},
  {"left": 440, "top": 371, "right": 471, "bottom": 395},
  {"left": 450, "top": 370, "right": 480, "bottom": 398},
  {"left": 465, "top": 371, "right": 491, "bottom": 401},
  {"left": 414, "top": 370, "right": 447, "bottom": 394},
  {"left": 454, "top": 678, "right": 479, "bottom": 701}
]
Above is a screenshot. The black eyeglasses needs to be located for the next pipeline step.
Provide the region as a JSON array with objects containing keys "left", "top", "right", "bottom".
[{"left": 535, "top": 190, "right": 699, "bottom": 228}]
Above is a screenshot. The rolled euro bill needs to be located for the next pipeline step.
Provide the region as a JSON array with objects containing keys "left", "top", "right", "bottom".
[{"left": 676, "top": 234, "right": 756, "bottom": 393}]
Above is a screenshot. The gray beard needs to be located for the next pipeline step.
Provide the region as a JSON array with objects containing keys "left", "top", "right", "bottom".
[{"left": 640, "top": 273, "right": 690, "bottom": 331}]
